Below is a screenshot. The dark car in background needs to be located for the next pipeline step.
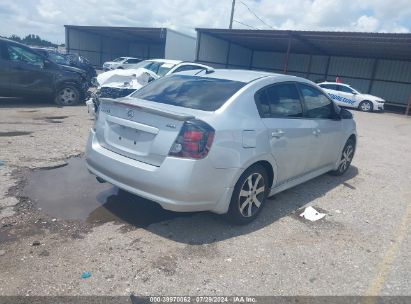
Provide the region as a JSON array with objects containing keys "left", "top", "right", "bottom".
[
  {"left": 0, "top": 38, "right": 89, "bottom": 105},
  {"left": 31, "top": 47, "right": 71, "bottom": 65},
  {"left": 65, "top": 53, "right": 96, "bottom": 84},
  {"left": 32, "top": 48, "right": 96, "bottom": 85}
]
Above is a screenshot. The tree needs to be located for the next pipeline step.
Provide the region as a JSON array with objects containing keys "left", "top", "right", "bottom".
[{"left": 7, "top": 34, "right": 57, "bottom": 48}]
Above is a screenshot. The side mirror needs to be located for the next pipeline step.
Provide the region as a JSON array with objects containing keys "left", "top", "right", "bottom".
[
  {"left": 340, "top": 108, "right": 353, "bottom": 119},
  {"left": 43, "top": 59, "right": 52, "bottom": 69}
]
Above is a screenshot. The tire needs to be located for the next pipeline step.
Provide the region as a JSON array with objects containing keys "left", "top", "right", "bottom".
[
  {"left": 226, "top": 164, "right": 269, "bottom": 225},
  {"left": 330, "top": 138, "right": 355, "bottom": 176},
  {"left": 54, "top": 85, "right": 80, "bottom": 106},
  {"left": 358, "top": 100, "right": 373, "bottom": 112}
]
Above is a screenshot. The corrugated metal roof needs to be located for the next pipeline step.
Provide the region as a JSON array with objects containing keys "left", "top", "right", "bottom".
[
  {"left": 196, "top": 28, "right": 411, "bottom": 61},
  {"left": 65, "top": 26, "right": 169, "bottom": 43}
]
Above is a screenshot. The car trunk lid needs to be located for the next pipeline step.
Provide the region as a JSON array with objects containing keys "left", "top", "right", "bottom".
[{"left": 95, "top": 98, "right": 195, "bottom": 166}]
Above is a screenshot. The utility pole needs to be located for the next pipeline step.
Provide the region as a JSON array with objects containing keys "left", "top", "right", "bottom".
[{"left": 229, "top": 0, "right": 236, "bottom": 29}]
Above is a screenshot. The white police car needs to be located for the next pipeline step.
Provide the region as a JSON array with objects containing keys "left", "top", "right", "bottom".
[{"left": 318, "top": 82, "right": 385, "bottom": 112}]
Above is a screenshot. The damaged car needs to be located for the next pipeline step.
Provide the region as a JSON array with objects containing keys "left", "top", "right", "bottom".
[
  {"left": 102, "top": 57, "right": 143, "bottom": 71},
  {"left": 86, "top": 59, "right": 212, "bottom": 116},
  {"left": 32, "top": 48, "right": 97, "bottom": 85},
  {"left": 0, "top": 38, "right": 89, "bottom": 106},
  {"left": 86, "top": 68, "right": 159, "bottom": 117}
]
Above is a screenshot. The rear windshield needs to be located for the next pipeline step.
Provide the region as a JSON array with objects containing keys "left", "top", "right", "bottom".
[{"left": 131, "top": 75, "right": 246, "bottom": 111}]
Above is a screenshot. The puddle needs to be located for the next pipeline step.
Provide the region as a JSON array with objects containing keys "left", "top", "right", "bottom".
[
  {"left": 19, "top": 110, "right": 38, "bottom": 113},
  {"left": 33, "top": 116, "right": 68, "bottom": 124},
  {"left": 0, "top": 230, "right": 17, "bottom": 244},
  {"left": 43, "top": 116, "right": 68, "bottom": 120},
  {"left": 23, "top": 157, "right": 190, "bottom": 227},
  {"left": 0, "top": 131, "right": 32, "bottom": 137}
]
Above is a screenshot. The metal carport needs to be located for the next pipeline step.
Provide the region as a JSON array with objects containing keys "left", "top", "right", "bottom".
[
  {"left": 195, "top": 28, "right": 411, "bottom": 107},
  {"left": 65, "top": 25, "right": 196, "bottom": 67}
]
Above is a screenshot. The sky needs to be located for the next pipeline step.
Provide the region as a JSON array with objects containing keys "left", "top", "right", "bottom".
[{"left": 1, "top": 0, "right": 411, "bottom": 44}]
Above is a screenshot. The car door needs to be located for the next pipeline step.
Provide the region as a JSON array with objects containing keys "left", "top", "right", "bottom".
[
  {"left": 256, "top": 82, "right": 317, "bottom": 185},
  {"left": 0, "top": 40, "right": 12, "bottom": 96},
  {"left": 5, "top": 43, "right": 54, "bottom": 96},
  {"left": 320, "top": 84, "right": 342, "bottom": 106},
  {"left": 336, "top": 85, "right": 357, "bottom": 108},
  {"left": 297, "top": 83, "right": 344, "bottom": 171}
]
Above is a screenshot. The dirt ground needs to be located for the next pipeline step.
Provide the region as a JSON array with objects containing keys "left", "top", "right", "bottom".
[{"left": 0, "top": 99, "right": 410, "bottom": 297}]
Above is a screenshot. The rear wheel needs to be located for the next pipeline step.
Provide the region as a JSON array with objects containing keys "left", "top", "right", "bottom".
[
  {"left": 330, "top": 138, "right": 355, "bottom": 176},
  {"left": 226, "top": 164, "right": 268, "bottom": 225},
  {"left": 359, "top": 100, "right": 373, "bottom": 112},
  {"left": 54, "top": 85, "right": 80, "bottom": 106}
]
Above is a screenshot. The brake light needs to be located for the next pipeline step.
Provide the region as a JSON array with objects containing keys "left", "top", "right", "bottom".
[{"left": 169, "top": 120, "right": 215, "bottom": 159}]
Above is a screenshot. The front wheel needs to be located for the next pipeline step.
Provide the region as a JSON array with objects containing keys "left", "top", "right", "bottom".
[
  {"left": 330, "top": 138, "right": 355, "bottom": 176},
  {"left": 359, "top": 100, "right": 373, "bottom": 112},
  {"left": 54, "top": 85, "right": 80, "bottom": 106},
  {"left": 226, "top": 164, "right": 269, "bottom": 225}
]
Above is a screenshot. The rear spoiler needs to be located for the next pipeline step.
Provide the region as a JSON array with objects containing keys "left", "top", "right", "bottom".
[{"left": 99, "top": 98, "right": 195, "bottom": 121}]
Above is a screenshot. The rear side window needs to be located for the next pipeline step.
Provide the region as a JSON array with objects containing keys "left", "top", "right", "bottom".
[
  {"left": 255, "top": 83, "right": 303, "bottom": 118},
  {"left": 131, "top": 75, "right": 246, "bottom": 111},
  {"left": 298, "top": 84, "right": 334, "bottom": 119},
  {"left": 320, "top": 84, "right": 338, "bottom": 90}
]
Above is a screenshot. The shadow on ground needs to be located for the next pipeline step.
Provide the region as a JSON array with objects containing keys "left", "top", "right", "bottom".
[
  {"left": 0, "top": 96, "right": 86, "bottom": 108},
  {"left": 23, "top": 156, "right": 358, "bottom": 244}
]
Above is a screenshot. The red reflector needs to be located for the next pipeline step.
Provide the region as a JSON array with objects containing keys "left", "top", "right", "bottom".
[
  {"left": 183, "top": 131, "right": 203, "bottom": 141},
  {"left": 183, "top": 142, "right": 199, "bottom": 152}
]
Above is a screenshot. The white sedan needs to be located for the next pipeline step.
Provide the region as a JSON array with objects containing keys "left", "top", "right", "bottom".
[
  {"left": 125, "top": 59, "right": 212, "bottom": 76},
  {"left": 102, "top": 57, "right": 142, "bottom": 71},
  {"left": 318, "top": 82, "right": 385, "bottom": 112},
  {"left": 86, "top": 70, "right": 356, "bottom": 224}
]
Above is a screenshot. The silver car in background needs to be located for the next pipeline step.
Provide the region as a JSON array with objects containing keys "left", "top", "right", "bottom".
[{"left": 86, "top": 70, "right": 357, "bottom": 224}]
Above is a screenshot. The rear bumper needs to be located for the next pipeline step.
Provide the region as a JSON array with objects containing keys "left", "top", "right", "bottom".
[{"left": 85, "top": 129, "right": 237, "bottom": 214}]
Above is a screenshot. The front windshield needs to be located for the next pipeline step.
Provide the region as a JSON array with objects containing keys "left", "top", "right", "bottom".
[
  {"left": 113, "top": 57, "right": 125, "bottom": 62},
  {"left": 48, "top": 52, "right": 70, "bottom": 65},
  {"left": 128, "top": 60, "right": 153, "bottom": 69},
  {"left": 125, "top": 61, "right": 176, "bottom": 76},
  {"left": 352, "top": 87, "right": 361, "bottom": 94},
  {"left": 157, "top": 63, "right": 175, "bottom": 76}
]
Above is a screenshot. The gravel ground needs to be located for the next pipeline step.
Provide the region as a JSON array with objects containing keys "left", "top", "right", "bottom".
[{"left": 0, "top": 99, "right": 410, "bottom": 297}]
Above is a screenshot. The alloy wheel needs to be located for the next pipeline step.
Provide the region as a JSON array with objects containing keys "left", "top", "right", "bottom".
[
  {"left": 339, "top": 143, "right": 354, "bottom": 173},
  {"left": 238, "top": 173, "right": 265, "bottom": 217},
  {"left": 360, "top": 101, "right": 372, "bottom": 112},
  {"left": 57, "top": 87, "right": 78, "bottom": 105}
]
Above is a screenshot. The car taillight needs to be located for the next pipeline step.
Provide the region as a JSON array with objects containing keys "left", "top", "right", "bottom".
[{"left": 169, "top": 120, "right": 215, "bottom": 159}]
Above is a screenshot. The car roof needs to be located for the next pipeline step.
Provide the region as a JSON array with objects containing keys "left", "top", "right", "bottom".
[
  {"left": 175, "top": 69, "right": 304, "bottom": 83},
  {"left": 0, "top": 37, "right": 30, "bottom": 48},
  {"left": 319, "top": 82, "right": 352, "bottom": 87},
  {"left": 147, "top": 59, "right": 182, "bottom": 65}
]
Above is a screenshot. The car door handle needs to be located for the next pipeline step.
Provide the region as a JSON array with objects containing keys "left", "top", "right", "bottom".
[{"left": 271, "top": 130, "right": 285, "bottom": 138}]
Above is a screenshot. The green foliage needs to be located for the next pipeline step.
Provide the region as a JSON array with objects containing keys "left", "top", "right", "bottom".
[{"left": 7, "top": 34, "right": 57, "bottom": 48}]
